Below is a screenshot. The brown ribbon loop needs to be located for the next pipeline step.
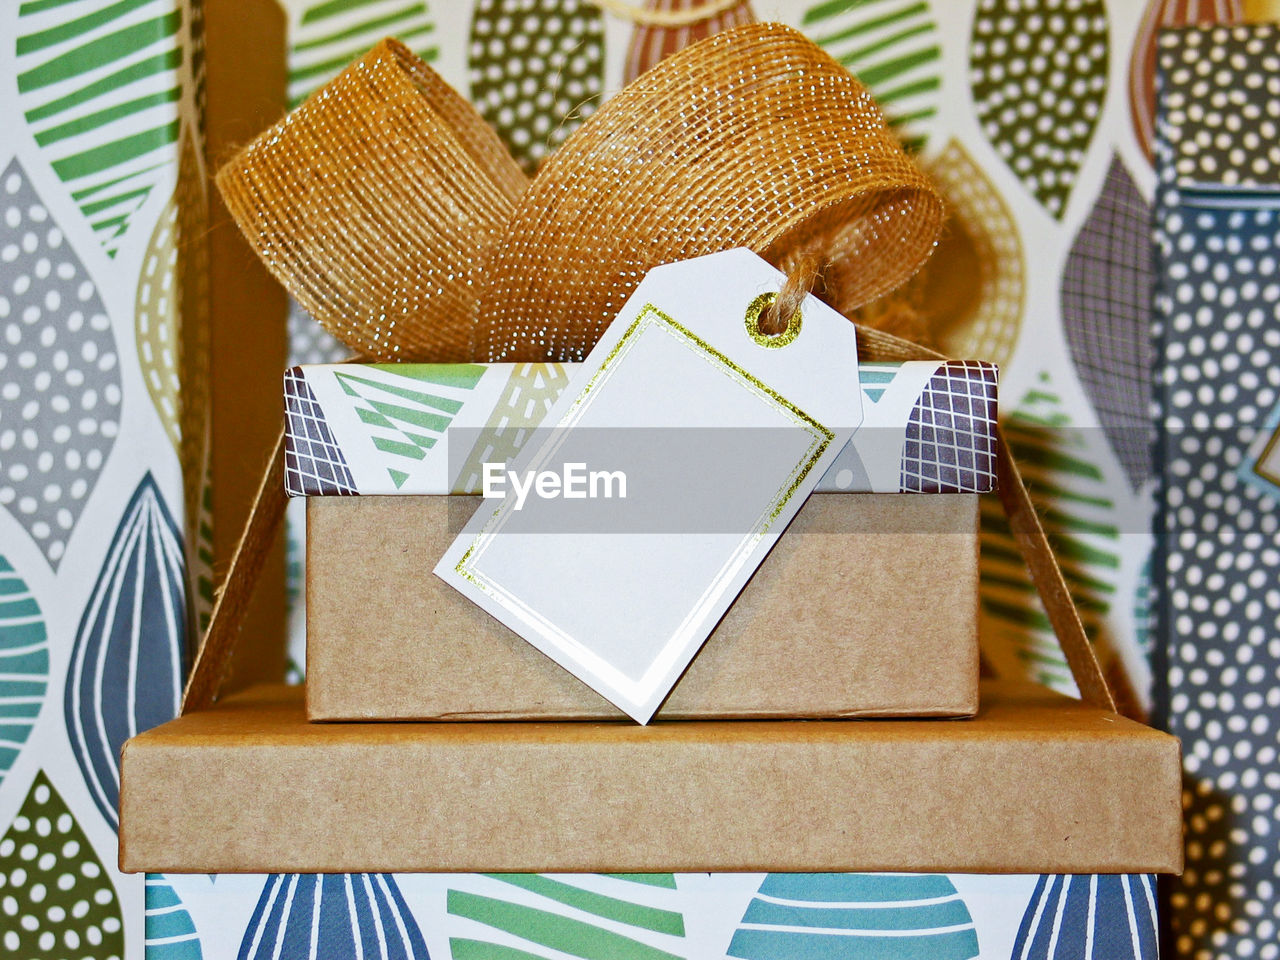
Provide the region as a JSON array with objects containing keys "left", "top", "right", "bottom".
[{"left": 216, "top": 24, "right": 944, "bottom": 364}]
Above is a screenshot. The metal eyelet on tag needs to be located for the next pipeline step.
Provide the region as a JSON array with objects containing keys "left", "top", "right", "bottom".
[{"left": 744, "top": 292, "right": 803, "bottom": 348}]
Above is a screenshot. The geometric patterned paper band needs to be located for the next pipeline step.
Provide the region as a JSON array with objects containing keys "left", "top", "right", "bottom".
[{"left": 283, "top": 360, "right": 999, "bottom": 497}]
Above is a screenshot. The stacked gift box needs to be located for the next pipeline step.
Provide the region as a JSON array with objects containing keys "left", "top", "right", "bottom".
[{"left": 114, "top": 24, "right": 1186, "bottom": 960}]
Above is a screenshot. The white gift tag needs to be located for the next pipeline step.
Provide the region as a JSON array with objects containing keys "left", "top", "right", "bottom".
[{"left": 435, "top": 249, "right": 863, "bottom": 722}]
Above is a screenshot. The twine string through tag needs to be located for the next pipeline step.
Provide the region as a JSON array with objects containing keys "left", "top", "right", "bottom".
[{"left": 760, "top": 250, "right": 824, "bottom": 336}]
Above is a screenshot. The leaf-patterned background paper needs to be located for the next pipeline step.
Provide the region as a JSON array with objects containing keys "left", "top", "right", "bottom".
[
  {"left": 1, "top": 0, "right": 203, "bottom": 956},
  {"left": 0, "top": 0, "right": 1252, "bottom": 956}
]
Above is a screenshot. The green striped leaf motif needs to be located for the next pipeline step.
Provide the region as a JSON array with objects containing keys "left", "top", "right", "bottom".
[
  {"left": 970, "top": 0, "right": 1109, "bottom": 220},
  {"left": 189, "top": 0, "right": 205, "bottom": 124},
  {"left": 468, "top": 0, "right": 606, "bottom": 173},
  {"left": 0, "top": 770, "right": 124, "bottom": 960},
  {"left": 333, "top": 364, "right": 487, "bottom": 489},
  {"left": 0, "top": 556, "right": 49, "bottom": 790},
  {"left": 145, "top": 874, "right": 203, "bottom": 960},
  {"left": 447, "top": 873, "right": 687, "bottom": 960},
  {"left": 284, "top": 0, "right": 438, "bottom": 109},
  {"left": 15, "top": 0, "right": 185, "bottom": 257},
  {"left": 802, "top": 0, "right": 941, "bottom": 153},
  {"left": 979, "top": 372, "right": 1121, "bottom": 694},
  {"left": 728, "top": 873, "right": 978, "bottom": 960}
]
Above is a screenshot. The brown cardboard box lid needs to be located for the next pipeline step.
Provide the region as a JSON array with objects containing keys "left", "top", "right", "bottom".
[{"left": 120, "top": 679, "right": 1181, "bottom": 875}]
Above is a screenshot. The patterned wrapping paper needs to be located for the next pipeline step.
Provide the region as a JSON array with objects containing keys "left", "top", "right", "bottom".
[
  {"left": 1, "top": 1, "right": 1240, "bottom": 957},
  {"left": 281, "top": 360, "right": 999, "bottom": 497},
  {"left": 140, "top": 870, "right": 1159, "bottom": 960},
  {"left": 0, "top": 0, "right": 206, "bottom": 957},
  {"left": 1154, "top": 23, "right": 1280, "bottom": 960}
]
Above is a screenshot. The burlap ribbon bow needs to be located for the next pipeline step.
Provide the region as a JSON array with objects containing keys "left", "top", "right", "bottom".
[{"left": 183, "top": 23, "right": 1119, "bottom": 715}]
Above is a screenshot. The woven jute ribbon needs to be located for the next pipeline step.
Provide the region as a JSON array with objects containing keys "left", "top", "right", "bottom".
[
  {"left": 216, "top": 25, "right": 943, "bottom": 363},
  {"left": 184, "top": 24, "right": 1117, "bottom": 714}
]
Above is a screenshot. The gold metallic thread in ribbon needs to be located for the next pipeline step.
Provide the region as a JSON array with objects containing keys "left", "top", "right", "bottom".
[{"left": 216, "top": 24, "right": 944, "bottom": 363}]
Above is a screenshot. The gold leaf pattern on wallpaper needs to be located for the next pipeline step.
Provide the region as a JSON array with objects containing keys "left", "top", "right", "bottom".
[{"left": 849, "top": 139, "right": 1025, "bottom": 368}]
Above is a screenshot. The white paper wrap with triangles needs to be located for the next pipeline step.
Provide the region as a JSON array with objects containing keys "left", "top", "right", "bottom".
[{"left": 283, "top": 360, "right": 999, "bottom": 497}]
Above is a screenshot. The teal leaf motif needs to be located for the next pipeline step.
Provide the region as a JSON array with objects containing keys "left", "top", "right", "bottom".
[
  {"left": 729, "top": 873, "right": 979, "bottom": 960},
  {"left": 468, "top": 0, "right": 606, "bottom": 172},
  {"left": 145, "top": 874, "right": 203, "bottom": 960},
  {"left": 803, "top": 0, "right": 941, "bottom": 152},
  {"left": 0, "top": 159, "right": 122, "bottom": 569},
  {"left": 0, "top": 555, "right": 49, "bottom": 790},
  {"left": 287, "top": 0, "right": 437, "bottom": 109},
  {"left": 970, "top": 0, "right": 1109, "bottom": 219},
  {"left": 448, "top": 874, "right": 687, "bottom": 960},
  {"left": 64, "top": 472, "right": 186, "bottom": 830},
  {"left": 15, "top": 0, "right": 184, "bottom": 256}
]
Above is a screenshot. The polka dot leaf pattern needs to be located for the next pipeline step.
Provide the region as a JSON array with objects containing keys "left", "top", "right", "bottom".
[
  {"left": 0, "top": 158, "right": 122, "bottom": 569},
  {"left": 970, "top": 0, "right": 1109, "bottom": 219},
  {"left": 0, "top": 555, "right": 49, "bottom": 791},
  {"left": 469, "top": 0, "right": 606, "bottom": 173},
  {"left": 1155, "top": 26, "right": 1280, "bottom": 958},
  {"left": 1157, "top": 23, "right": 1280, "bottom": 188},
  {"left": 1127, "top": 0, "right": 1241, "bottom": 164},
  {"left": 0, "top": 770, "right": 124, "bottom": 960}
]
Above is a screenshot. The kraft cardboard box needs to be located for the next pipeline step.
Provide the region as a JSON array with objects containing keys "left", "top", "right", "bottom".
[
  {"left": 290, "top": 359, "right": 996, "bottom": 720},
  {"left": 118, "top": 678, "right": 1181, "bottom": 875},
  {"left": 307, "top": 492, "right": 981, "bottom": 721}
]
